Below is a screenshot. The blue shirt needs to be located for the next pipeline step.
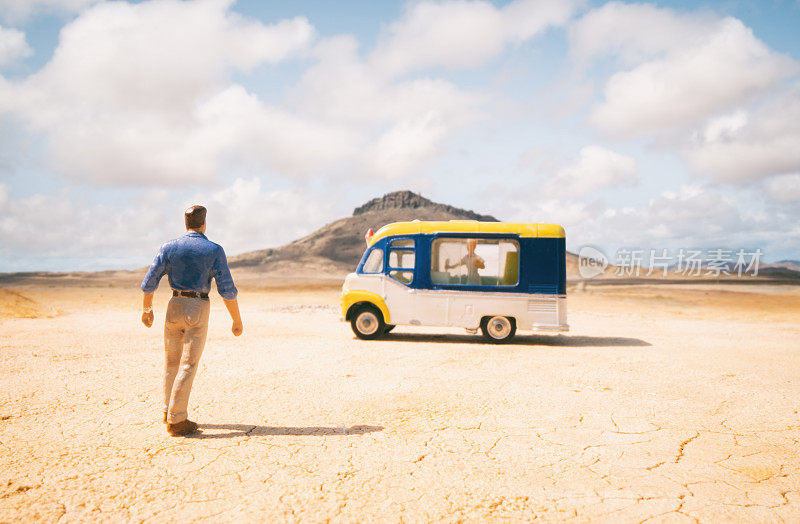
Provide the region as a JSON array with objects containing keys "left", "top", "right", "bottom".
[{"left": 141, "top": 232, "right": 238, "bottom": 300}]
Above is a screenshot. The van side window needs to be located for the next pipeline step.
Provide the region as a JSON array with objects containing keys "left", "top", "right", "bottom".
[
  {"left": 430, "top": 238, "right": 519, "bottom": 286},
  {"left": 362, "top": 248, "right": 383, "bottom": 273},
  {"left": 389, "top": 250, "right": 415, "bottom": 269},
  {"left": 388, "top": 238, "right": 415, "bottom": 285},
  {"left": 389, "top": 270, "right": 413, "bottom": 284},
  {"left": 390, "top": 239, "right": 414, "bottom": 248}
]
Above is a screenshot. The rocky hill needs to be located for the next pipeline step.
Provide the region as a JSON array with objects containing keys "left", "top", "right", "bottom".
[
  {"left": 229, "top": 191, "right": 498, "bottom": 270},
  {"left": 764, "top": 260, "right": 800, "bottom": 273},
  {"left": 353, "top": 191, "right": 495, "bottom": 220}
]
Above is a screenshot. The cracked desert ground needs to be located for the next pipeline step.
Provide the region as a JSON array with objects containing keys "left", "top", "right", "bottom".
[{"left": 1, "top": 282, "right": 799, "bottom": 522}]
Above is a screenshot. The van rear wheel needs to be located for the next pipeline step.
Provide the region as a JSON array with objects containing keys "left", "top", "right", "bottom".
[
  {"left": 480, "top": 316, "right": 516, "bottom": 343},
  {"left": 350, "top": 305, "right": 385, "bottom": 340}
]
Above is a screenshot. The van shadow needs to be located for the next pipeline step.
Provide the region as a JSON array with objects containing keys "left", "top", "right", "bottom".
[
  {"left": 188, "top": 424, "right": 384, "bottom": 440},
  {"left": 374, "top": 332, "right": 650, "bottom": 347}
]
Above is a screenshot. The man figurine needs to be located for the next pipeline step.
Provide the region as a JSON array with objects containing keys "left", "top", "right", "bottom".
[
  {"left": 140, "top": 205, "right": 243, "bottom": 436},
  {"left": 445, "top": 239, "right": 485, "bottom": 285}
]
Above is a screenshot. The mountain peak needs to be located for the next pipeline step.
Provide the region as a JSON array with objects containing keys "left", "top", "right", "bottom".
[
  {"left": 353, "top": 190, "right": 497, "bottom": 221},
  {"left": 229, "top": 190, "right": 499, "bottom": 269},
  {"left": 353, "top": 191, "right": 433, "bottom": 215}
]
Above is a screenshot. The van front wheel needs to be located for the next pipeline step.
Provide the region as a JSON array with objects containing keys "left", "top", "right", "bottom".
[
  {"left": 350, "top": 305, "right": 385, "bottom": 340},
  {"left": 480, "top": 316, "right": 516, "bottom": 343}
]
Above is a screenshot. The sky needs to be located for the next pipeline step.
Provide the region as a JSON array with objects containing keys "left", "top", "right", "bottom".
[{"left": 0, "top": 0, "right": 799, "bottom": 272}]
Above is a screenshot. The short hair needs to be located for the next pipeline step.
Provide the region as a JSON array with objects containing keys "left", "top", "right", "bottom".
[{"left": 185, "top": 205, "right": 207, "bottom": 229}]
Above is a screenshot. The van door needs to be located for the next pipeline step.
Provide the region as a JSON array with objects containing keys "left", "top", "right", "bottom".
[
  {"left": 383, "top": 239, "right": 418, "bottom": 325},
  {"left": 384, "top": 237, "right": 449, "bottom": 327}
]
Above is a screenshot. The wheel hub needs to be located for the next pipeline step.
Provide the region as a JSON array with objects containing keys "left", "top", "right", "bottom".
[
  {"left": 356, "top": 312, "right": 379, "bottom": 335},
  {"left": 488, "top": 317, "right": 511, "bottom": 339}
]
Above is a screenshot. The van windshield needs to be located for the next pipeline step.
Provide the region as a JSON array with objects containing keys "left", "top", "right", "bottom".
[
  {"left": 362, "top": 248, "right": 383, "bottom": 273},
  {"left": 431, "top": 238, "right": 519, "bottom": 286}
]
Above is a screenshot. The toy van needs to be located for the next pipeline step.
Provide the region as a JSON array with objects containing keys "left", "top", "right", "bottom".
[{"left": 340, "top": 221, "right": 568, "bottom": 343}]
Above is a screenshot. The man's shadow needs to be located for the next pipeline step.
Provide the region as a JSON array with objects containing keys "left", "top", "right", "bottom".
[
  {"left": 372, "top": 333, "right": 650, "bottom": 347},
  {"left": 188, "top": 424, "right": 384, "bottom": 439}
]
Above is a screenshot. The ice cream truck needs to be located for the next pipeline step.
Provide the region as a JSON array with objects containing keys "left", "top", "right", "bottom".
[{"left": 340, "top": 221, "right": 568, "bottom": 343}]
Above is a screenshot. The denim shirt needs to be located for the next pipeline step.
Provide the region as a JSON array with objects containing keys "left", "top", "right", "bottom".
[{"left": 141, "top": 232, "right": 238, "bottom": 300}]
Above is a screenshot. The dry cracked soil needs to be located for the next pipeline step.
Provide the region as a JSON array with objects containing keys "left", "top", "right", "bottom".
[{"left": 1, "top": 284, "right": 799, "bottom": 522}]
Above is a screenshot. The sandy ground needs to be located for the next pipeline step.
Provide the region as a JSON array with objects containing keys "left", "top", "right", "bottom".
[{"left": 1, "top": 283, "right": 799, "bottom": 522}]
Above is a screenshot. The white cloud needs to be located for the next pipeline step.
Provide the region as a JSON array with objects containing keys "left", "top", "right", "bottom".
[
  {"left": 197, "top": 178, "right": 336, "bottom": 255},
  {"left": 594, "top": 184, "right": 795, "bottom": 253},
  {"left": 0, "top": 0, "right": 316, "bottom": 185},
  {"left": 581, "top": 185, "right": 754, "bottom": 251},
  {"left": 0, "top": 182, "right": 8, "bottom": 208},
  {"left": 572, "top": 4, "right": 798, "bottom": 138},
  {"left": 569, "top": 2, "right": 714, "bottom": 65},
  {"left": 543, "top": 145, "right": 637, "bottom": 197},
  {"left": 0, "top": 25, "right": 31, "bottom": 65},
  {"left": 642, "top": 185, "right": 742, "bottom": 239},
  {"left": 0, "top": 0, "right": 493, "bottom": 186},
  {"left": 298, "top": 35, "right": 483, "bottom": 125},
  {"left": 361, "top": 113, "right": 449, "bottom": 179},
  {"left": 697, "top": 111, "right": 748, "bottom": 143},
  {"left": 294, "top": 34, "right": 484, "bottom": 179},
  {"left": 32, "top": 0, "right": 313, "bottom": 112},
  {"left": 500, "top": 181, "right": 792, "bottom": 256},
  {"left": 370, "top": 0, "right": 580, "bottom": 76},
  {"left": 0, "top": 186, "right": 169, "bottom": 265},
  {"left": 506, "top": 197, "right": 602, "bottom": 229},
  {"left": 764, "top": 174, "right": 800, "bottom": 204},
  {"left": 590, "top": 18, "right": 796, "bottom": 137},
  {"left": 0, "top": 0, "right": 101, "bottom": 23},
  {"left": 0, "top": 178, "right": 338, "bottom": 271},
  {"left": 185, "top": 85, "right": 358, "bottom": 179},
  {"left": 571, "top": 3, "right": 800, "bottom": 188},
  {"left": 488, "top": 145, "right": 637, "bottom": 233},
  {"left": 686, "top": 88, "right": 800, "bottom": 181}
]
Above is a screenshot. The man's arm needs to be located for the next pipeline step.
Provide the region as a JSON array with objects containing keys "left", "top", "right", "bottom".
[
  {"left": 142, "top": 292, "right": 154, "bottom": 328},
  {"left": 213, "top": 246, "right": 242, "bottom": 336},
  {"left": 445, "top": 256, "right": 466, "bottom": 270},
  {"left": 140, "top": 245, "right": 167, "bottom": 327},
  {"left": 224, "top": 299, "right": 243, "bottom": 336}
]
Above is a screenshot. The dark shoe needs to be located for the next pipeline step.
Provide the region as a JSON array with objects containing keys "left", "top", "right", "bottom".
[
  {"left": 163, "top": 412, "right": 167, "bottom": 424},
  {"left": 167, "top": 419, "right": 199, "bottom": 436}
]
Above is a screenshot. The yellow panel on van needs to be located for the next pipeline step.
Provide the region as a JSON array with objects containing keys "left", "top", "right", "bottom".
[{"left": 368, "top": 221, "right": 564, "bottom": 247}]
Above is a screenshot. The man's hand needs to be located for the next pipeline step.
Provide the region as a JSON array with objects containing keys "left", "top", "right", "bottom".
[
  {"left": 142, "top": 292, "right": 154, "bottom": 328},
  {"left": 224, "top": 298, "right": 243, "bottom": 337}
]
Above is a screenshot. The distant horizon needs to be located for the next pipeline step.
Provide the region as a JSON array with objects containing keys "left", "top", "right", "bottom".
[{"left": 1, "top": 189, "right": 797, "bottom": 274}]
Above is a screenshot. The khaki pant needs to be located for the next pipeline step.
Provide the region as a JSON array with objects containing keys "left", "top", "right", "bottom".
[{"left": 163, "top": 296, "right": 210, "bottom": 424}]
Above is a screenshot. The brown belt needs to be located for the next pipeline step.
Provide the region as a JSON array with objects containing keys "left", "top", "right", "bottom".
[{"left": 173, "top": 290, "right": 209, "bottom": 300}]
